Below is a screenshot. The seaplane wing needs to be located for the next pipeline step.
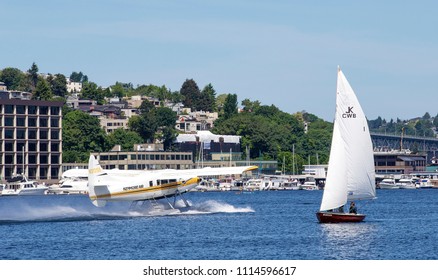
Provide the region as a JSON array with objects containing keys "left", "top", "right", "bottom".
[
  {"left": 87, "top": 155, "right": 257, "bottom": 207},
  {"left": 149, "top": 166, "right": 259, "bottom": 178}
]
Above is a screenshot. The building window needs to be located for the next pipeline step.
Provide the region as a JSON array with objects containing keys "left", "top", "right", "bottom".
[
  {"left": 4, "top": 167, "right": 13, "bottom": 178},
  {"left": 28, "top": 117, "right": 37, "bottom": 127},
  {"left": 51, "top": 167, "right": 59, "bottom": 179},
  {"left": 5, "top": 142, "right": 14, "bottom": 151},
  {"left": 40, "top": 130, "right": 48, "bottom": 139},
  {"left": 40, "top": 142, "right": 48, "bottom": 152},
  {"left": 16, "top": 117, "right": 25, "bottom": 126},
  {"left": 51, "top": 143, "right": 59, "bottom": 152},
  {"left": 51, "top": 155, "right": 59, "bottom": 164},
  {"left": 4, "top": 117, "right": 14, "bottom": 126},
  {"left": 17, "top": 142, "right": 25, "bottom": 152},
  {"left": 50, "top": 106, "right": 60, "bottom": 116},
  {"left": 16, "top": 129, "right": 25, "bottom": 139},
  {"left": 40, "top": 166, "right": 48, "bottom": 179},
  {"left": 28, "top": 167, "right": 37, "bottom": 180},
  {"left": 16, "top": 105, "right": 25, "bottom": 114},
  {"left": 40, "top": 118, "right": 48, "bottom": 127},
  {"left": 40, "top": 106, "right": 48, "bottom": 115},
  {"left": 28, "top": 142, "right": 37, "bottom": 151},
  {"left": 50, "top": 118, "right": 59, "bottom": 127},
  {"left": 5, "top": 105, "right": 13, "bottom": 114},
  {"left": 40, "top": 155, "right": 48, "bottom": 164},
  {"left": 5, "top": 129, "right": 14, "bottom": 139},
  {"left": 50, "top": 130, "right": 59, "bottom": 140},
  {"left": 28, "top": 129, "right": 37, "bottom": 139},
  {"left": 5, "top": 154, "right": 14, "bottom": 164},
  {"left": 28, "top": 106, "right": 37, "bottom": 114},
  {"left": 28, "top": 155, "right": 37, "bottom": 164}
]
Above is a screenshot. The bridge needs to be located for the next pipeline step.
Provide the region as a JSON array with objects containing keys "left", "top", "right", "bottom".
[{"left": 371, "top": 132, "right": 438, "bottom": 162}]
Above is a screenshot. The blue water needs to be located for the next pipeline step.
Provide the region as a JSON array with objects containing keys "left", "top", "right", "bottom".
[{"left": 0, "top": 190, "right": 437, "bottom": 260}]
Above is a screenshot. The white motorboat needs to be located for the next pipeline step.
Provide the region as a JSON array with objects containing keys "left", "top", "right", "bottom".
[
  {"left": 378, "top": 178, "right": 399, "bottom": 189},
  {"left": 2, "top": 174, "right": 48, "bottom": 195},
  {"left": 244, "top": 179, "right": 264, "bottom": 191},
  {"left": 417, "top": 178, "right": 434, "bottom": 189},
  {"left": 396, "top": 176, "right": 417, "bottom": 189},
  {"left": 48, "top": 178, "right": 88, "bottom": 195},
  {"left": 301, "top": 177, "right": 319, "bottom": 190}
]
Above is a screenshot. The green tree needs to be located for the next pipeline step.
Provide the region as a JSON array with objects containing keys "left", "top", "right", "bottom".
[
  {"left": 433, "top": 113, "right": 438, "bottom": 128},
  {"left": 50, "top": 74, "right": 68, "bottom": 97},
  {"left": 63, "top": 110, "right": 110, "bottom": 162},
  {"left": 199, "top": 83, "right": 217, "bottom": 112},
  {"left": 223, "top": 94, "right": 238, "bottom": 119},
  {"left": 155, "top": 107, "right": 178, "bottom": 149},
  {"left": 241, "top": 98, "right": 260, "bottom": 112},
  {"left": 81, "top": 81, "right": 105, "bottom": 104},
  {"left": 0, "top": 67, "right": 25, "bottom": 90},
  {"left": 423, "top": 112, "right": 431, "bottom": 120},
  {"left": 180, "top": 79, "right": 200, "bottom": 110},
  {"left": 70, "top": 71, "right": 88, "bottom": 83},
  {"left": 129, "top": 101, "right": 158, "bottom": 143},
  {"left": 34, "top": 77, "right": 53, "bottom": 100},
  {"left": 107, "top": 128, "right": 143, "bottom": 151},
  {"left": 110, "top": 82, "right": 126, "bottom": 98},
  {"left": 27, "top": 62, "right": 39, "bottom": 92}
]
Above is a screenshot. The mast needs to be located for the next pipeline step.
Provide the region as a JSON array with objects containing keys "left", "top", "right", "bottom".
[{"left": 292, "top": 144, "right": 295, "bottom": 175}]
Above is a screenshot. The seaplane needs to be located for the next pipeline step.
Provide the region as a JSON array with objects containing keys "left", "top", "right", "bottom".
[{"left": 87, "top": 155, "right": 258, "bottom": 212}]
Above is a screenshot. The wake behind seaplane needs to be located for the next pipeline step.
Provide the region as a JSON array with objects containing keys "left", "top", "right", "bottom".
[{"left": 87, "top": 155, "right": 258, "bottom": 210}]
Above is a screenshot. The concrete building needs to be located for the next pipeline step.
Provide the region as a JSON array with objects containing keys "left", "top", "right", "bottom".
[
  {"left": 0, "top": 99, "right": 63, "bottom": 182},
  {"left": 66, "top": 79, "right": 82, "bottom": 93},
  {"left": 92, "top": 150, "right": 193, "bottom": 170},
  {"left": 374, "top": 151, "right": 427, "bottom": 175},
  {"left": 175, "top": 131, "right": 241, "bottom": 162}
]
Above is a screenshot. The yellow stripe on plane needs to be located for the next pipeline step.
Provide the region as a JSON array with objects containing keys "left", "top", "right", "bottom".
[{"left": 90, "top": 177, "right": 200, "bottom": 200}]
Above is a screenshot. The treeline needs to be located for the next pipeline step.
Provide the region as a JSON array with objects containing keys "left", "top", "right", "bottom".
[
  {"left": 1, "top": 64, "right": 334, "bottom": 172},
  {"left": 368, "top": 112, "right": 438, "bottom": 138},
  {"left": 213, "top": 104, "right": 332, "bottom": 174}
]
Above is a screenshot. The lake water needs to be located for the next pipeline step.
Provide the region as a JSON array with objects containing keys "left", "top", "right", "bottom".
[{"left": 0, "top": 189, "right": 437, "bottom": 260}]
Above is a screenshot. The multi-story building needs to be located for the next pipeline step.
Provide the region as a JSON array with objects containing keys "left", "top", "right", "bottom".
[
  {"left": 0, "top": 98, "right": 63, "bottom": 182},
  {"left": 66, "top": 79, "right": 82, "bottom": 93},
  {"left": 374, "top": 151, "right": 427, "bottom": 175}
]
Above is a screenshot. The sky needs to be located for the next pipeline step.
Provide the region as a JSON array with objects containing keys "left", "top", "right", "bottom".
[{"left": 2, "top": 0, "right": 438, "bottom": 121}]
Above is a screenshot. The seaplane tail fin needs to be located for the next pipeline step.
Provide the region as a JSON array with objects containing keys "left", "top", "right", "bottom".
[{"left": 88, "top": 154, "right": 107, "bottom": 207}]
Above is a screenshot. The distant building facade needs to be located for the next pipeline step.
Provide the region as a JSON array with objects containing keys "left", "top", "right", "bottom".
[
  {"left": 175, "top": 131, "right": 241, "bottom": 162},
  {"left": 374, "top": 151, "right": 427, "bottom": 175},
  {"left": 0, "top": 99, "right": 63, "bottom": 182},
  {"left": 66, "top": 79, "right": 82, "bottom": 93}
]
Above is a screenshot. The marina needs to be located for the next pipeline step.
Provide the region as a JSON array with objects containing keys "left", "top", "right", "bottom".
[{"left": 1, "top": 189, "right": 438, "bottom": 259}]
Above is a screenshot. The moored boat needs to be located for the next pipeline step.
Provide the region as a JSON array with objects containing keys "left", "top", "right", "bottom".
[
  {"left": 379, "top": 177, "right": 399, "bottom": 189},
  {"left": 2, "top": 174, "right": 48, "bottom": 196}
]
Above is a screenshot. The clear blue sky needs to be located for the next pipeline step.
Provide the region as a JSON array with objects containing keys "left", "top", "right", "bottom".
[{"left": 2, "top": 0, "right": 438, "bottom": 121}]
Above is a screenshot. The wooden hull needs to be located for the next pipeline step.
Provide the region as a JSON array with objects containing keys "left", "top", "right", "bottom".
[{"left": 316, "top": 212, "right": 365, "bottom": 223}]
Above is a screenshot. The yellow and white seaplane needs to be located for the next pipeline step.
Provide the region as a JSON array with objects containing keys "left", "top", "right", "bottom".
[{"left": 87, "top": 155, "right": 257, "bottom": 211}]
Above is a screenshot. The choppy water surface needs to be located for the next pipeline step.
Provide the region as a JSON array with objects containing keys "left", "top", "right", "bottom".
[{"left": 0, "top": 190, "right": 437, "bottom": 260}]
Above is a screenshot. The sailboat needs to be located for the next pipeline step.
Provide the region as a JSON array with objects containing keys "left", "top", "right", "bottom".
[{"left": 316, "top": 67, "right": 376, "bottom": 223}]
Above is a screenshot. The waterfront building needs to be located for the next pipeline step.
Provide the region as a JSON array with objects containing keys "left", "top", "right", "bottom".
[
  {"left": 175, "top": 131, "right": 241, "bottom": 161},
  {"left": 0, "top": 98, "right": 63, "bottom": 182},
  {"left": 374, "top": 151, "right": 426, "bottom": 175},
  {"left": 89, "top": 143, "right": 192, "bottom": 170}
]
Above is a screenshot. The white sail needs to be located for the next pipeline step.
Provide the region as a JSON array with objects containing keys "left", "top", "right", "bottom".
[{"left": 320, "top": 68, "right": 376, "bottom": 211}]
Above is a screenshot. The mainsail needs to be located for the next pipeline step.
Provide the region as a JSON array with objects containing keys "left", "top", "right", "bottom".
[{"left": 319, "top": 68, "right": 376, "bottom": 211}]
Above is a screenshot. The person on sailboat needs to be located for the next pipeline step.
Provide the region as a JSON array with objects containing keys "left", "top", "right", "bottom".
[
  {"left": 337, "top": 205, "right": 344, "bottom": 213},
  {"left": 349, "top": 202, "right": 357, "bottom": 214}
]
